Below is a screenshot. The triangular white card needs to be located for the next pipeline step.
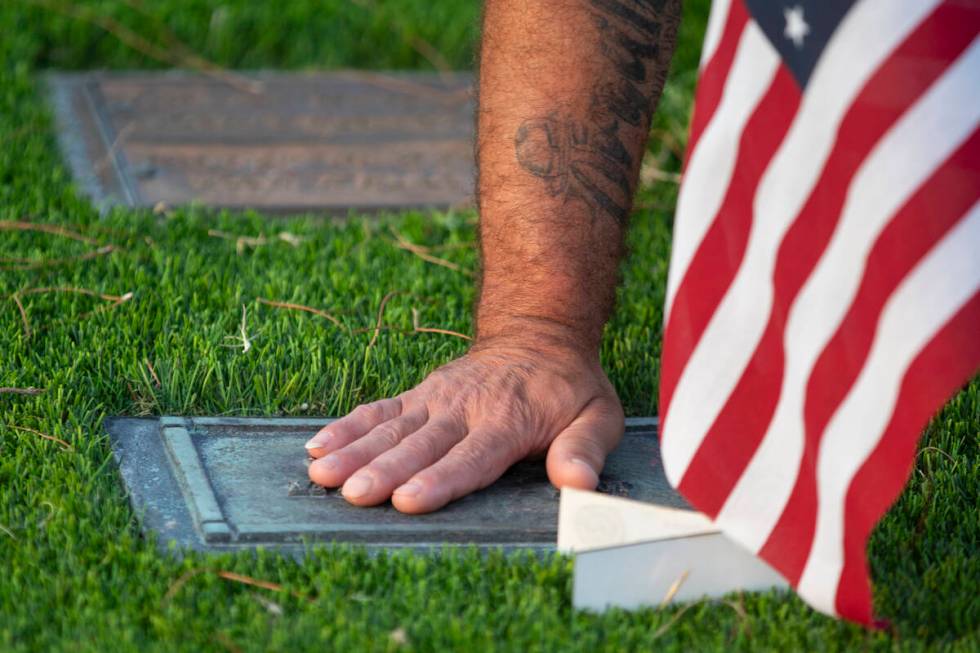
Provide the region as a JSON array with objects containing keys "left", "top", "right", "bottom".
[
  {"left": 558, "top": 486, "right": 716, "bottom": 552},
  {"left": 559, "top": 488, "right": 788, "bottom": 611}
]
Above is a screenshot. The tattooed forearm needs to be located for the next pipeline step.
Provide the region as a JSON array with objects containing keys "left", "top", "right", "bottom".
[
  {"left": 515, "top": 112, "right": 633, "bottom": 223},
  {"left": 474, "top": 0, "right": 681, "bottom": 346},
  {"left": 514, "top": 0, "right": 680, "bottom": 225}
]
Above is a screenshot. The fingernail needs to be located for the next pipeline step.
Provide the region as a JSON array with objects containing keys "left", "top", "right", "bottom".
[
  {"left": 343, "top": 473, "right": 373, "bottom": 499},
  {"left": 318, "top": 454, "right": 340, "bottom": 470},
  {"left": 570, "top": 457, "right": 599, "bottom": 481},
  {"left": 570, "top": 457, "right": 594, "bottom": 470},
  {"left": 393, "top": 481, "right": 421, "bottom": 498},
  {"left": 305, "top": 435, "right": 329, "bottom": 449}
]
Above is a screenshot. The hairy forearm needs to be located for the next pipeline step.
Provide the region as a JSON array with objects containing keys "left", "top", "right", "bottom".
[{"left": 475, "top": 0, "right": 680, "bottom": 352}]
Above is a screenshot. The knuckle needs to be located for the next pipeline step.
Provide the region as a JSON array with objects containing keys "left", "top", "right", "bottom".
[
  {"left": 355, "top": 402, "right": 385, "bottom": 422},
  {"left": 453, "top": 441, "right": 499, "bottom": 486},
  {"left": 369, "top": 422, "right": 403, "bottom": 447},
  {"left": 360, "top": 459, "right": 396, "bottom": 482},
  {"left": 398, "top": 432, "right": 441, "bottom": 463},
  {"left": 565, "top": 434, "right": 605, "bottom": 462}
]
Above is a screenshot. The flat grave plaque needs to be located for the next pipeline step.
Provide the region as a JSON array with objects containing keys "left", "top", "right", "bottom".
[
  {"left": 106, "top": 416, "right": 687, "bottom": 554},
  {"left": 47, "top": 71, "right": 475, "bottom": 214}
]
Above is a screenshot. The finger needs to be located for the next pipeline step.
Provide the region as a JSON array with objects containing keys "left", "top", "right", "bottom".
[
  {"left": 339, "top": 417, "right": 466, "bottom": 506},
  {"left": 308, "top": 409, "right": 427, "bottom": 488},
  {"left": 545, "top": 397, "right": 624, "bottom": 490},
  {"left": 304, "top": 397, "right": 404, "bottom": 458},
  {"left": 391, "top": 427, "right": 523, "bottom": 514}
]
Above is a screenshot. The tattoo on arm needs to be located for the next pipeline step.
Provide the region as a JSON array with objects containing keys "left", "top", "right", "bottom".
[{"left": 514, "top": 0, "right": 681, "bottom": 225}]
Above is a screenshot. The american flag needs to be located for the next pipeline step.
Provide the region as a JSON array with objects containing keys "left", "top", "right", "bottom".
[{"left": 659, "top": 0, "right": 980, "bottom": 624}]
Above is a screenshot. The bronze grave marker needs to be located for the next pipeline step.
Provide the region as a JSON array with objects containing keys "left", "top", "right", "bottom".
[
  {"left": 47, "top": 72, "right": 475, "bottom": 214},
  {"left": 106, "top": 416, "right": 686, "bottom": 554}
]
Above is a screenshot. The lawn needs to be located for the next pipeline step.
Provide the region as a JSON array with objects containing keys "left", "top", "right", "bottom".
[{"left": 0, "top": 1, "right": 977, "bottom": 650}]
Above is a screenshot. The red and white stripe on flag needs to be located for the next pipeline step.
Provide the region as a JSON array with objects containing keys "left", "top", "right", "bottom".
[{"left": 660, "top": 0, "right": 980, "bottom": 624}]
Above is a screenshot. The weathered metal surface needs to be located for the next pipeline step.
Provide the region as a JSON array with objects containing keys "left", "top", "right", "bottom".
[
  {"left": 47, "top": 71, "right": 475, "bottom": 214},
  {"left": 106, "top": 416, "right": 687, "bottom": 554}
]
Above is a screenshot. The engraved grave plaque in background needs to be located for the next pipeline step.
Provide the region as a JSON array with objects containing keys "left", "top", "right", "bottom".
[
  {"left": 106, "top": 416, "right": 686, "bottom": 554},
  {"left": 47, "top": 72, "right": 475, "bottom": 214}
]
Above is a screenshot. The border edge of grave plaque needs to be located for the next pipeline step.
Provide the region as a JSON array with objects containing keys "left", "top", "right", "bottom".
[
  {"left": 106, "top": 415, "right": 667, "bottom": 556},
  {"left": 159, "top": 417, "right": 234, "bottom": 544},
  {"left": 45, "top": 70, "right": 478, "bottom": 215},
  {"left": 45, "top": 73, "right": 126, "bottom": 213},
  {"left": 105, "top": 416, "right": 209, "bottom": 556}
]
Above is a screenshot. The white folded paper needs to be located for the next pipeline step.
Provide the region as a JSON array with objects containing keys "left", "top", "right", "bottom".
[{"left": 559, "top": 487, "right": 788, "bottom": 611}]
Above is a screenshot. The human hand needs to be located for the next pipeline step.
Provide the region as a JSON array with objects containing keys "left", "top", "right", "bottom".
[{"left": 305, "top": 340, "right": 624, "bottom": 513}]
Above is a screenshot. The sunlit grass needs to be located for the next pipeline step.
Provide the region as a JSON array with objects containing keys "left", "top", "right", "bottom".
[{"left": 0, "top": 1, "right": 976, "bottom": 650}]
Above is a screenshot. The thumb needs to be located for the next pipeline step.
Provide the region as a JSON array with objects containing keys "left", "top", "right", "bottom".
[{"left": 546, "top": 396, "right": 624, "bottom": 490}]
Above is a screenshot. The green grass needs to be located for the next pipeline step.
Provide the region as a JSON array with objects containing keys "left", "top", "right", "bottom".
[{"left": 0, "top": 1, "right": 977, "bottom": 650}]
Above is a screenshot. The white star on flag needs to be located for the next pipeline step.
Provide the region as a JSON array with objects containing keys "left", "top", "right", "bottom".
[{"left": 784, "top": 5, "right": 811, "bottom": 49}]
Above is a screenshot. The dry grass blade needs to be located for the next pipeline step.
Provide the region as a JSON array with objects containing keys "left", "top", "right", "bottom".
[
  {"left": 648, "top": 127, "right": 687, "bottom": 161},
  {"left": 11, "top": 294, "right": 31, "bottom": 339},
  {"left": 384, "top": 231, "right": 473, "bottom": 254},
  {"left": 208, "top": 229, "right": 304, "bottom": 255},
  {"left": 6, "top": 424, "right": 73, "bottom": 451},
  {"left": 0, "top": 524, "right": 16, "bottom": 540},
  {"left": 352, "top": 325, "right": 403, "bottom": 335},
  {"left": 914, "top": 474, "right": 937, "bottom": 535},
  {"left": 639, "top": 160, "right": 682, "bottom": 186},
  {"left": 18, "top": 286, "right": 133, "bottom": 302},
  {"left": 0, "top": 245, "right": 116, "bottom": 271},
  {"left": 0, "top": 387, "right": 45, "bottom": 396},
  {"left": 0, "top": 219, "right": 99, "bottom": 245},
  {"left": 11, "top": 287, "right": 134, "bottom": 336},
  {"left": 912, "top": 444, "right": 959, "bottom": 534},
  {"left": 413, "top": 326, "right": 472, "bottom": 341},
  {"left": 163, "top": 567, "right": 209, "bottom": 602},
  {"left": 350, "top": 0, "right": 456, "bottom": 88},
  {"left": 223, "top": 305, "right": 254, "bottom": 352},
  {"left": 411, "top": 308, "right": 471, "bottom": 341},
  {"left": 407, "top": 35, "right": 454, "bottom": 84},
  {"left": 73, "top": 294, "right": 134, "bottom": 321},
  {"left": 389, "top": 228, "right": 472, "bottom": 276},
  {"left": 389, "top": 627, "right": 410, "bottom": 647},
  {"left": 91, "top": 122, "right": 135, "bottom": 178},
  {"left": 917, "top": 445, "right": 958, "bottom": 469},
  {"left": 368, "top": 291, "right": 400, "bottom": 349},
  {"left": 165, "top": 568, "right": 314, "bottom": 603},
  {"left": 426, "top": 241, "right": 474, "bottom": 253},
  {"left": 251, "top": 592, "right": 284, "bottom": 616},
  {"left": 723, "top": 596, "right": 748, "bottom": 621},
  {"left": 144, "top": 359, "right": 162, "bottom": 388},
  {"left": 257, "top": 297, "right": 345, "bottom": 330},
  {"left": 216, "top": 571, "right": 309, "bottom": 599},
  {"left": 26, "top": 0, "right": 262, "bottom": 94},
  {"left": 275, "top": 231, "right": 304, "bottom": 247},
  {"left": 37, "top": 501, "right": 58, "bottom": 530},
  {"left": 723, "top": 595, "right": 751, "bottom": 639},
  {"left": 659, "top": 569, "right": 690, "bottom": 607},
  {"left": 651, "top": 602, "right": 698, "bottom": 641},
  {"left": 117, "top": 0, "right": 264, "bottom": 93},
  {"left": 208, "top": 229, "right": 266, "bottom": 255}
]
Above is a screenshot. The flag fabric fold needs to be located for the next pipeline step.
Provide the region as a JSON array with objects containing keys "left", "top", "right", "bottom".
[{"left": 660, "top": 0, "right": 980, "bottom": 624}]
